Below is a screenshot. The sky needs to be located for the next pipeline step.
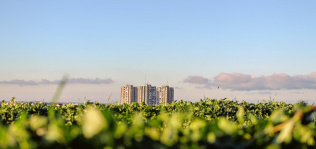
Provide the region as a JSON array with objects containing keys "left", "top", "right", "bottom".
[{"left": 1, "top": 0, "right": 316, "bottom": 104}]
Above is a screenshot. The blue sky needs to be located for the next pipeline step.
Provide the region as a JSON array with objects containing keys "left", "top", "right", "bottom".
[{"left": 1, "top": 1, "right": 316, "bottom": 103}]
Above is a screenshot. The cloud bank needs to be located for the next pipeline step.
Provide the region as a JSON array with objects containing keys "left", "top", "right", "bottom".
[
  {"left": 183, "top": 72, "right": 316, "bottom": 91},
  {"left": 0, "top": 78, "right": 114, "bottom": 86}
]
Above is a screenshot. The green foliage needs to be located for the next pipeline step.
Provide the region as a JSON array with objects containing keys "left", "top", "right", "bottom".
[{"left": 0, "top": 98, "right": 315, "bottom": 148}]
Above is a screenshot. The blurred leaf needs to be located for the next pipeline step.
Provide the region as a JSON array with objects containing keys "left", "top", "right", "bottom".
[
  {"left": 276, "top": 120, "right": 295, "bottom": 143},
  {"left": 218, "top": 117, "right": 238, "bottom": 135},
  {"left": 30, "top": 115, "right": 48, "bottom": 131},
  {"left": 82, "top": 108, "right": 107, "bottom": 139},
  {"left": 237, "top": 106, "right": 245, "bottom": 123}
]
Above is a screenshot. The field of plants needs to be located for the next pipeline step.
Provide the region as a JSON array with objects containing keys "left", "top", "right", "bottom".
[{"left": 0, "top": 98, "right": 315, "bottom": 149}]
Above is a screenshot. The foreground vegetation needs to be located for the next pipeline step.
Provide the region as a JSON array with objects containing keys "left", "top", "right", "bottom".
[{"left": 0, "top": 98, "right": 315, "bottom": 149}]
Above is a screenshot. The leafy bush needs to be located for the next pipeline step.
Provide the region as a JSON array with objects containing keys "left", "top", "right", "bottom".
[{"left": 0, "top": 98, "right": 315, "bottom": 148}]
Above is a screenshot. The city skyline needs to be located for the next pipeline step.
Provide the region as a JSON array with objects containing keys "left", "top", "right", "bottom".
[
  {"left": 121, "top": 84, "right": 174, "bottom": 105},
  {"left": 1, "top": 1, "right": 316, "bottom": 104}
]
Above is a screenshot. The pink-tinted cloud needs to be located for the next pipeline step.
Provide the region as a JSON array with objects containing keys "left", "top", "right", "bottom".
[
  {"left": 0, "top": 78, "right": 114, "bottom": 86},
  {"left": 183, "top": 72, "right": 316, "bottom": 90}
]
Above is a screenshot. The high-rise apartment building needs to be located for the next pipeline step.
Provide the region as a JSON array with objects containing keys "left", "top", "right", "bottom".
[
  {"left": 138, "top": 84, "right": 157, "bottom": 105},
  {"left": 120, "top": 85, "right": 138, "bottom": 104},
  {"left": 121, "top": 84, "right": 174, "bottom": 105},
  {"left": 157, "top": 86, "right": 174, "bottom": 104}
]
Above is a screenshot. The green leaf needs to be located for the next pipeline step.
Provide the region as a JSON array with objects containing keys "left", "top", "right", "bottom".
[
  {"left": 237, "top": 106, "right": 245, "bottom": 123},
  {"left": 82, "top": 108, "right": 107, "bottom": 139}
]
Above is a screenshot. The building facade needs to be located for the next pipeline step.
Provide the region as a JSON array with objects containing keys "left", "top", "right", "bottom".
[
  {"left": 138, "top": 84, "right": 157, "bottom": 105},
  {"left": 157, "top": 86, "right": 174, "bottom": 104},
  {"left": 120, "top": 85, "right": 138, "bottom": 104},
  {"left": 121, "top": 84, "right": 174, "bottom": 105}
]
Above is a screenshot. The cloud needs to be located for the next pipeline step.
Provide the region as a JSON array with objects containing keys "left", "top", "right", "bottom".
[
  {"left": 290, "top": 91, "right": 305, "bottom": 94},
  {"left": 175, "top": 87, "right": 184, "bottom": 90},
  {"left": 183, "top": 72, "right": 316, "bottom": 91},
  {"left": 247, "top": 91, "right": 276, "bottom": 95},
  {"left": 0, "top": 80, "right": 39, "bottom": 86},
  {"left": 183, "top": 76, "right": 210, "bottom": 84},
  {"left": 257, "top": 91, "right": 275, "bottom": 95},
  {"left": 0, "top": 78, "right": 114, "bottom": 86},
  {"left": 68, "top": 78, "right": 113, "bottom": 84}
]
